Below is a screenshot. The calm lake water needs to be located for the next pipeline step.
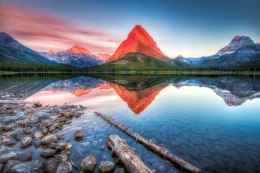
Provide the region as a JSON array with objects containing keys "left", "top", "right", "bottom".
[{"left": 1, "top": 75, "right": 260, "bottom": 173}]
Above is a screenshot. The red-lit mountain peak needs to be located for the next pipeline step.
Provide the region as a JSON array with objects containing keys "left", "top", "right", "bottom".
[
  {"left": 67, "top": 45, "right": 92, "bottom": 55},
  {"left": 108, "top": 25, "right": 168, "bottom": 62}
]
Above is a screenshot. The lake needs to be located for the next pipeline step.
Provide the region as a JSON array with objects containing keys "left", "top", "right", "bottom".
[{"left": 1, "top": 75, "right": 260, "bottom": 173}]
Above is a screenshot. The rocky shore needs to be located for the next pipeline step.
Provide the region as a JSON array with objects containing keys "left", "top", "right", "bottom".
[{"left": 0, "top": 93, "right": 123, "bottom": 173}]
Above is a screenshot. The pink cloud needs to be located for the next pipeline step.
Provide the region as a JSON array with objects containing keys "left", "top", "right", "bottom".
[{"left": 0, "top": 3, "right": 121, "bottom": 54}]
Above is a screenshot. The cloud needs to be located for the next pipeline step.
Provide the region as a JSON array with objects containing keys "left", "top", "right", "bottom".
[{"left": 0, "top": 3, "right": 121, "bottom": 53}]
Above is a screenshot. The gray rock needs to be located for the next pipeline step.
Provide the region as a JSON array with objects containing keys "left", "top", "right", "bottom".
[
  {"left": 20, "top": 136, "right": 32, "bottom": 148},
  {"left": 32, "top": 138, "right": 42, "bottom": 148},
  {"left": 2, "top": 160, "right": 20, "bottom": 173},
  {"left": 55, "top": 162, "right": 72, "bottom": 173},
  {"left": 80, "top": 155, "right": 97, "bottom": 172},
  {"left": 41, "top": 134, "right": 57, "bottom": 145},
  {"left": 0, "top": 163, "right": 3, "bottom": 172},
  {"left": 0, "top": 124, "right": 3, "bottom": 132},
  {"left": 31, "top": 131, "right": 43, "bottom": 139},
  {"left": 16, "top": 149, "right": 32, "bottom": 162},
  {"left": 40, "top": 148, "right": 57, "bottom": 158},
  {"left": 2, "top": 112, "right": 26, "bottom": 124},
  {"left": 99, "top": 161, "right": 115, "bottom": 173},
  {"left": 114, "top": 167, "right": 126, "bottom": 173},
  {"left": 2, "top": 136, "right": 17, "bottom": 146},
  {"left": 48, "top": 143, "right": 67, "bottom": 151},
  {"left": 8, "top": 160, "right": 45, "bottom": 173},
  {"left": 13, "top": 128, "right": 23, "bottom": 137},
  {"left": 0, "top": 152, "right": 17, "bottom": 163},
  {"left": 65, "top": 143, "right": 72, "bottom": 150},
  {"left": 37, "top": 111, "right": 50, "bottom": 120},
  {"left": 46, "top": 157, "right": 60, "bottom": 173}
]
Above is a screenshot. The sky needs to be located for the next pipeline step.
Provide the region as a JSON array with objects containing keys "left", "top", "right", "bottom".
[{"left": 0, "top": 0, "right": 260, "bottom": 57}]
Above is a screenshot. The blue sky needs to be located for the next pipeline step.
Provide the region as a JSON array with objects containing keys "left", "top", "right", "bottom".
[{"left": 0, "top": 0, "right": 259, "bottom": 57}]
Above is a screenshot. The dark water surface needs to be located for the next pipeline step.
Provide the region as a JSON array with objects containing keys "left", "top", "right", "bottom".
[{"left": 1, "top": 75, "right": 260, "bottom": 173}]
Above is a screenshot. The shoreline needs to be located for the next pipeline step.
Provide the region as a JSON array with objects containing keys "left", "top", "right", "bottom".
[{"left": 0, "top": 93, "right": 121, "bottom": 173}]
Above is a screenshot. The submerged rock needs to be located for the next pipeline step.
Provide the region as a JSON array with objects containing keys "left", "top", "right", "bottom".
[
  {"left": 80, "top": 155, "right": 97, "bottom": 172},
  {"left": 56, "top": 162, "right": 72, "bottom": 173},
  {"left": 32, "top": 138, "right": 42, "bottom": 148},
  {"left": 46, "top": 157, "right": 60, "bottom": 173},
  {"left": 114, "top": 167, "right": 126, "bottom": 173},
  {"left": 8, "top": 160, "right": 45, "bottom": 173},
  {"left": 40, "top": 148, "right": 57, "bottom": 158},
  {"left": 48, "top": 142, "right": 67, "bottom": 151},
  {"left": 99, "top": 161, "right": 115, "bottom": 173}
]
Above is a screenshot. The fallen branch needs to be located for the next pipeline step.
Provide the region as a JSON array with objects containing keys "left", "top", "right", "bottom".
[
  {"left": 96, "top": 112, "right": 201, "bottom": 173},
  {"left": 107, "top": 134, "right": 153, "bottom": 173},
  {"left": 0, "top": 100, "right": 37, "bottom": 104}
]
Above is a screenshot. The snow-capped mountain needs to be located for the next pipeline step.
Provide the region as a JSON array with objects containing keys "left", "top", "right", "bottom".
[
  {"left": 174, "top": 35, "right": 260, "bottom": 68},
  {"left": 216, "top": 35, "right": 255, "bottom": 56},
  {"left": 39, "top": 46, "right": 104, "bottom": 68}
]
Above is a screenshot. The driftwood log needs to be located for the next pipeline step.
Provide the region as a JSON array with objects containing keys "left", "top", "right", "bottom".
[
  {"left": 96, "top": 112, "right": 201, "bottom": 173},
  {"left": 107, "top": 134, "right": 153, "bottom": 173},
  {"left": 0, "top": 100, "right": 37, "bottom": 104}
]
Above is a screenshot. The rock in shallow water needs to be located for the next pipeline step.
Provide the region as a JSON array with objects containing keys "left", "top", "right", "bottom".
[
  {"left": 16, "top": 149, "right": 32, "bottom": 162},
  {"left": 46, "top": 157, "right": 60, "bottom": 173},
  {"left": 99, "top": 161, "right": 115, "bottom": 173},
  {"left": 56, "top": 162, "right": 72, "bottom": 173},
  {"left": 40, "top": 148, "right": 57, "bottom": 158},
  {"left": 32, "top": 138, "right": 42, "bottom": 148},
  {"left": 74, "top": 130, "right": 83, "bottom": 140},
  {"left": 8, "top": 160, "right": 45, "bottom": 173},
  {"left": 41, "top": 134, "right": 57, "bottom": 145},
  {"left": 80, "top": 155, "right": 97, "bottom": 172},
  {"left": 0, "top": 152, "right": 17, "bottom": 163}
]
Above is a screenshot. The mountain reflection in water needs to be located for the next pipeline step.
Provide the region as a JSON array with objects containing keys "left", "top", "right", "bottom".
[{"left": 20, "top": 75, "right": 260, "bottom": 114}]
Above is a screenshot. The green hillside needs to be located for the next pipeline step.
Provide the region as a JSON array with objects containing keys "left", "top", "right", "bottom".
[{"left": 88, "top": 52, "right": 189, "bottom": 72}]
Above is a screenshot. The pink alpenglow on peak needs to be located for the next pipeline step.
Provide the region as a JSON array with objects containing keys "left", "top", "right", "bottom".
[
  {"left": 108, "top": 25, "right": 168, "bottom": 62},
  {"left": 67, "top": 46, "right": 92, "bottom": 55},
  {"left": 97, "top": 53, "right": 111, "bottom": 61}
]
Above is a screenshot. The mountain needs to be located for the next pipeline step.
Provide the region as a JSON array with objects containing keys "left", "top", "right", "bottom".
[
  {"left": 216, "top": 35, "right": 255, "bottom": 56},
  {"left": 174, "top": 35, "right": 260, "bottom": 68},
  {"left": 91, "top": 52, "right": 189, "bottom": 72},
  {"left": 39, "top": 46, "right": 104, "bottom": 68},
  {"left": 108, "top": 25, "right": 168, "bottom": 62},
  {"left": 0, "top": 32, "right": 55, "bottom": 64},
  {"left": 96, "top": 53, "right": 111, "bottom": 61}
]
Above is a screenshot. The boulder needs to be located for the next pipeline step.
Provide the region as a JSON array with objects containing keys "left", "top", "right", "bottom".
[
  {"left": 7, "top": 160, "right": 45, "bottom": 173},
  {"left": 80, "top": 155, "right": 97, "bottom": 172},
  {"left": 41, "top": 135, "right": 57, "bottom": 145},
  {"left": 32, "top": 138, "right": 42, "bottom": 148},
  {"left": 1, "top": 136, "right": 17, "bottom": 146},
  {"left": 99, "top": 161, "right": 115, "bottom": 173},
  {"left": 40, "top": 148, "right": 57, "bottom": 158},
  {"left": 114, "top": 167, "right": 126, "bottom": 173},
  {"left": 0, "top": 152, "right": 17, "bottom": 163},
  {"left": 48, "top": 143, "right": 67, "bottom": 151},
  {"left": 55, "top": 162, "right": 72, "bottom": 173},
  {"left": 2, "top": 160, "right": 20, "bottom": 173},
  {"left": 16, "top": 149, "right": 32, "bottom": 162},
  {"left": 20, "top": 136, "right": 32, "bottom": 148},
  {"left": 46, "top": 157, "right": 60, "bottom": 173}
]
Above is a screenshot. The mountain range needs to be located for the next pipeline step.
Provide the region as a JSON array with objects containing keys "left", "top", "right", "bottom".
[
  {"left": 174, "top": 35, "right": 260, "bottom": 68},
  {"left": 38, "top": 46, "right": 104, "bottom": 68},
  {"left": 1, "top": 25, "right": 260, "bottom": 70}
]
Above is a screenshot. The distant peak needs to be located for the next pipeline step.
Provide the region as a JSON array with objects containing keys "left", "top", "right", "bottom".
[
  {"left": 231, "top": 35, "right": 253, "bottom": 43},
  {"left": 67, "top": 45, "right": 91, "bottom": 55},
  {"left": 176, "top": 55, "right": 184, "bottom": 58},
  {"left": 256, "top": 42, "right": 260, "bottom": 44}
]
